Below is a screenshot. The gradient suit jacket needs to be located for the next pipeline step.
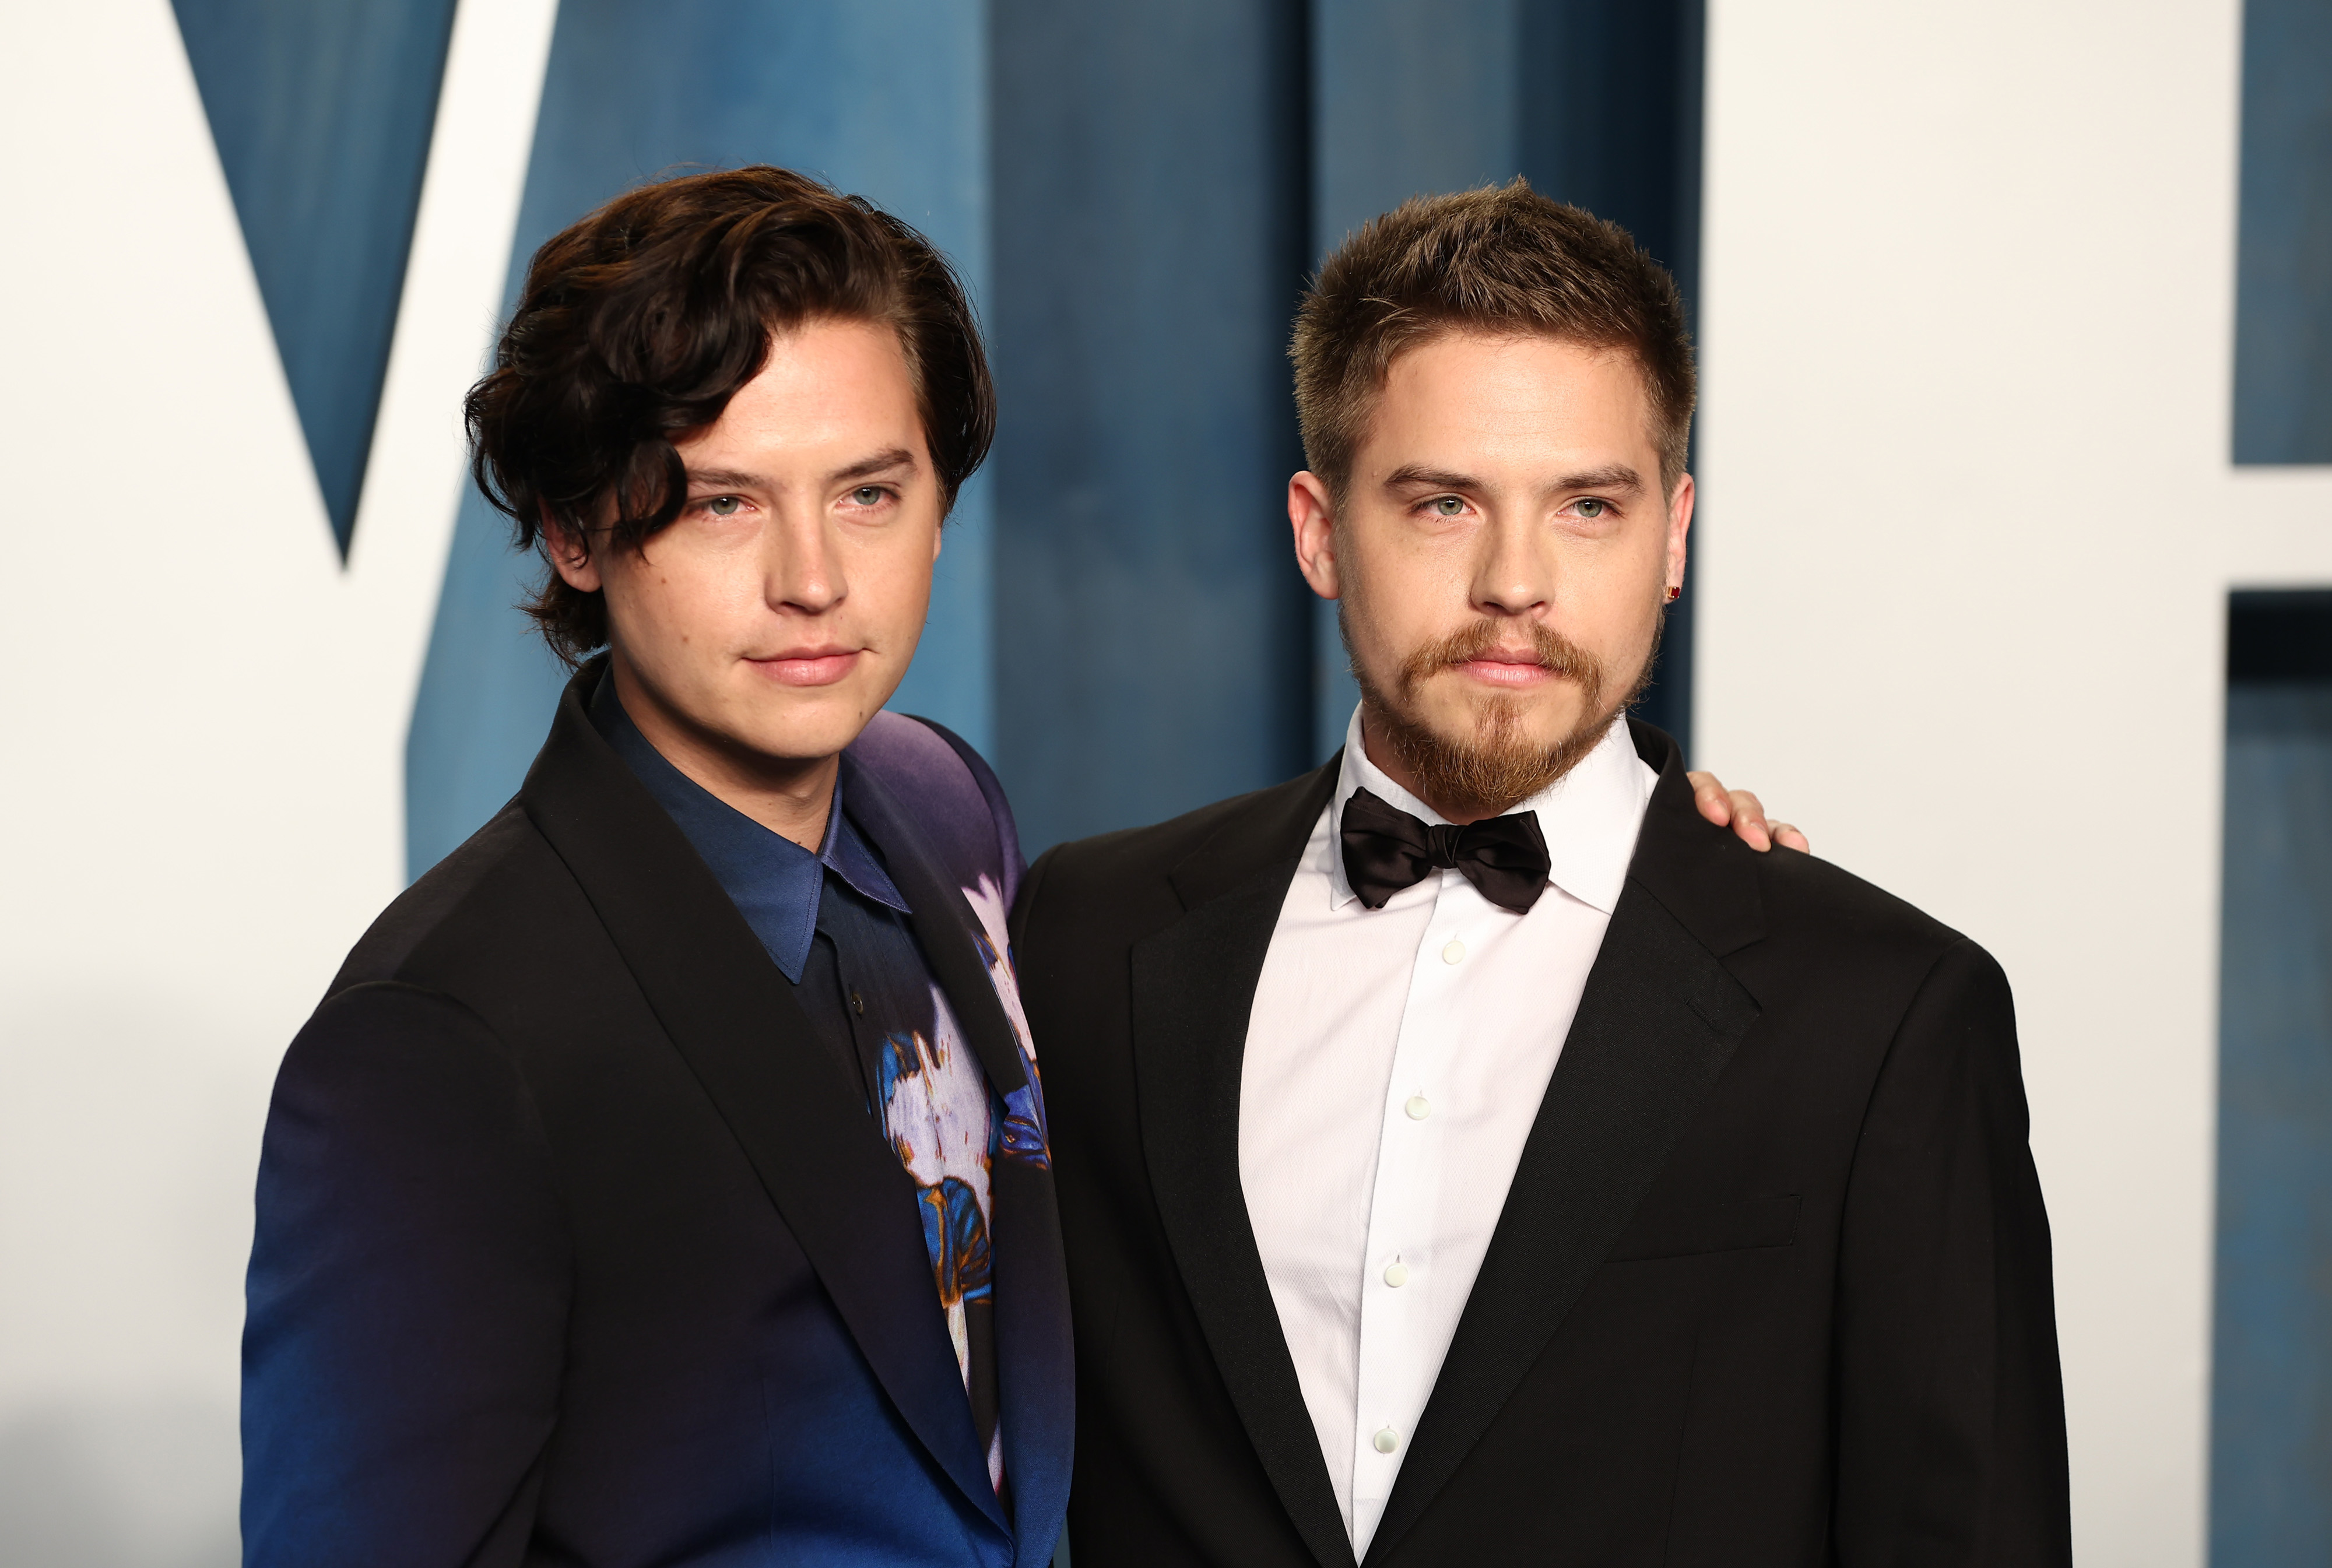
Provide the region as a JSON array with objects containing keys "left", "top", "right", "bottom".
[
  {"left": 1012, "top": 720, "right": 2070, "bottom": 1566},
  {"left": 241, "top": 667, "right": 1072, "bottom": 1567}
]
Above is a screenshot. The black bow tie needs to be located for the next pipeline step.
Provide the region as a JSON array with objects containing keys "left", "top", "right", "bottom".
[{"left": 1339, "top": 787, "right": 1552, "bottom": 914}]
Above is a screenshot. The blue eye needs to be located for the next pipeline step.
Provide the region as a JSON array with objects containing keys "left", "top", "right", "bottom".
[{"left": 705, "top": 495, "right": 742, "bottom": 517}]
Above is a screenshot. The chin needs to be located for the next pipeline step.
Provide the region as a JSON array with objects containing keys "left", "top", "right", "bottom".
[
  {"left": 1437, "top": 689, "right": 1582, "bottom": 753},
  {"left": 708, "top": 686, "right": 861, "bottom": 758}
]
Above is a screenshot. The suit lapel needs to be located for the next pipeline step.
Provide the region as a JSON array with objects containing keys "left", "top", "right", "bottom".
[
  {"left": 1133, "top": 762, "right": 1357, "bottom": 1568},
  {"left": 1363, "top": 726, "right": 1765, "bottom": 1565},
  {"left": 842, "top": 760, "right": 1077, "bottom": 1553},
  {"left": 519, "top": 671, "right": 1006, "bottom": 1534},
  {"left": 842, "top": 760, "right": 1031, "bottom": 1101}
]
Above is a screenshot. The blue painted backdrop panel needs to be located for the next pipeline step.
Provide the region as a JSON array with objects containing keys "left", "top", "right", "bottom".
[
  {"left": 1517, "top": 0, "right": 1704, "bottom": 754},
  {"left": 1311, "top": 0, "right": 1523, "bottom": 762},
  {"left": 1314, "top": 0, "right": 1520, "bottom": 251},
  {"left": 2214, "top": 592, "right": 2332, "bottom": 1567},
  {"left": 1305, "top": 0, "right": 1703, "bottom": 762},
  {"left": 406, "top": 0, "right": 991, "bottom": 880},
  {"left": 172, "top": 0, "right": 458, "bottom": 556},
  {"left": 989, "top": 0, "right": 1316, "bottom": 852},
  {"left": 2232, "top": 0, "right": 2332, "bottom": 464}
]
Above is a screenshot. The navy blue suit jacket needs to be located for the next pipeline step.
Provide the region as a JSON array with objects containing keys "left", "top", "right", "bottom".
[{"left": 242, "top": 665, "right": 1073, "bottom": 1566}]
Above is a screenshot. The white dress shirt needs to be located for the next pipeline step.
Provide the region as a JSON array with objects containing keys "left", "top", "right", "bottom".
[{"left": 1238, "top": 704, "right": 1657, "bottom": 1556}]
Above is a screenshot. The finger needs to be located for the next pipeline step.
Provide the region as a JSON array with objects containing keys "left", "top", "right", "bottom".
[
  {"left": 1771, "top": 821, "right": 1811, "bottom": 854},
  {"left": 1727, "top": 789, "right": 1773, "bottom": 852},
  {"left": 1686, "top": 769, "right": 1733, "bottom": 826}
]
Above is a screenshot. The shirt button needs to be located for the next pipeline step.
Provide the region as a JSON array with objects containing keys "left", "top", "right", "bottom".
[
  {"left": 1373, "top": 1428, "right": 1400, "bottom": 1454},
  {"left": 1441, "top": 938, "right": 1466, "bottom": 965},
  {"left": 1404, "top": 1095, "right": 1430, "bottom": 1121},
  {"left": 1383, "top": 1260, "right": 1410, "bottom": 1288},
  {"left": 850, "top": 990, "right": 865, "bottom": 1016}
]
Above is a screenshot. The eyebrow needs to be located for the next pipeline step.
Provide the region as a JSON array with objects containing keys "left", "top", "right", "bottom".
[
  {"left": 1381, "top": 464, "right": 1483, "bottom": 493},
  {"left": 828, "top": 447, "right": 919, "bottom": 485},
  {"left": 1379, "top": 462, "right": 1646, "bottom": 497},
  {"left": 682, "top": 466, "right": 766, "bottom": 491},
  {"left": 682, "top": 447, "right": 921, "bottom": 492},
  {"left": 1543, "top": 463, "right": 1645, "bottom": 497}
]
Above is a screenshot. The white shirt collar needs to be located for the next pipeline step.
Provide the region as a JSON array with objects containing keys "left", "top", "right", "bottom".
[{"left": 1324, "top": 703, "right": 1656, "bottom": 916}]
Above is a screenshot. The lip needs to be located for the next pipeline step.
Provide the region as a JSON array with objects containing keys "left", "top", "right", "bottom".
[
  {"left": 1454, "top": 655, "right": 1556, "bottom": 688},
  {"left": 747, "top": 646, "right": 863, "bottom": 688}
]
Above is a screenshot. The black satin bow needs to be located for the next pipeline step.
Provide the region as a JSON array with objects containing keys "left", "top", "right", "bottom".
[{"left": 1339, "top": 787, "right": 1552, "bottom": 914}]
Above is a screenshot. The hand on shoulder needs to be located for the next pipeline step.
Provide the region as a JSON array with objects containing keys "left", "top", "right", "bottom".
[{"left": 1687, "top": 770, "right": 1810, "bottom": 854}]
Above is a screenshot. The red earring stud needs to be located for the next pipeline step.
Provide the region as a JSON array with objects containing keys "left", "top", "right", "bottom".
[{"left": 1665, "top": 585, "right": 1681, "bottom": 603}]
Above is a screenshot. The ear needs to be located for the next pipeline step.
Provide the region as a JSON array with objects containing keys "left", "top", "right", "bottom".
[
  {"left": 1663, "top": 472, "right": 1694, "bottom": 597},
  {"left": 542, "top": 509, "right": 603, "bottom": 593},
  {"left": 1290, "top": 470, "right": 1341, "bottom": 601}
]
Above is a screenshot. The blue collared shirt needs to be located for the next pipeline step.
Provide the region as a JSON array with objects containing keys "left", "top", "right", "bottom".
[{"left": 588, "top": 672, "right": 907, "bottom": 982}]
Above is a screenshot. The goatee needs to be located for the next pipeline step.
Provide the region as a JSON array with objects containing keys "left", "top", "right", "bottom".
[{"left": 1346, "top": 611, "right": 1659, "bottom": 821}]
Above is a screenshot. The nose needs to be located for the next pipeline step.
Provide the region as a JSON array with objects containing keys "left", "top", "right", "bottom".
[
  {"left": 765, "top": 502, "right": 845, "bottom": 616},
  {"left": 1470, "top": 508, "right": 1552, "bottom": 620}
]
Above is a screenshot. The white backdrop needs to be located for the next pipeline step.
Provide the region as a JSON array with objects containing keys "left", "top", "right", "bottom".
[
  {"left": 0, "top": 0, "right": 555, "bottom": 1560},
  {"left": 1698, "top": 1, "right": 2332, "bottom": 1562},
  {"left": 0, "top": 0, "right": 2317, "bottom": 1561}
]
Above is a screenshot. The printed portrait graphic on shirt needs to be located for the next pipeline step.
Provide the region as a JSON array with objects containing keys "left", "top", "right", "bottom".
[{"left": 965, "top": 872, "right": 1051, "bottom": 1166}]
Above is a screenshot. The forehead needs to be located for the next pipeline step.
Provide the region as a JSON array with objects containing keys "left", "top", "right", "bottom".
[
  {"left": 1364, "top": 331, "right": 1656, "bottom": 467},
  {"left": 687, "top": 318, "right": 923, "bottom": 454}
]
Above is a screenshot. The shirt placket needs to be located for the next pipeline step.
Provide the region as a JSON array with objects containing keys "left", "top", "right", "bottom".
[{"left": 1348, "top": 866, "right": 1474, "bottom": 1535}]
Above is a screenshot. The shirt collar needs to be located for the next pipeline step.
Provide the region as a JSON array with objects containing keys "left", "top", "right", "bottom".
[
  {"left": 588, "top": 670, "right": 909, "bottom": 982},
  {"left": 1325, "top": 702, "right": 1656, "bottom": 916}
]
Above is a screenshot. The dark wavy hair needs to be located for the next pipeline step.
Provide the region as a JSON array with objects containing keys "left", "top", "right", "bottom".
[{"left": 466, "top": 165, "right": 995, "bottom": 665}]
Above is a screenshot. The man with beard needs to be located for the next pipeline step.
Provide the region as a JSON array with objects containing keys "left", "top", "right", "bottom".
[{"left": 1012, "top": 182, "right": 2070, "bottom": 1566}]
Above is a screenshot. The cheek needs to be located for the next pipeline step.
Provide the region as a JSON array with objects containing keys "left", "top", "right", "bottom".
[
  {"left": 602, "top": 538, "right": 753, "bottom": 648},
  {"left": 846, "top": 523, "right": 940, "bottom": 640},
  {"left": 1565, "top": 585, "right": 1664, "bottom": 691},
  {"left": 1344, "top": 532, "right": 1455, "bottom": 643},
  {"left": 1564, "top": 533, "right": 1666, "bottom": 618}
]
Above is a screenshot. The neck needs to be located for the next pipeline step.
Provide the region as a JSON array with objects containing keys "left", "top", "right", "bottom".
[{"left": 610, "top": 656, "right": 839, "bottom": 851}]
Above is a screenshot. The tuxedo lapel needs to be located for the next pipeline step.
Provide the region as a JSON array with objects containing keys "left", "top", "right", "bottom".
[
  {"left": 1132, "top": 762, "right": 1355, "bottom": 1568},
  {"left": 841, "top": 760, "right": 1077, "bottom": 1552},
  {"left": 1364, "top": 729, "right": 1764, "bottom": 1565},
  {"left": 519, "top": 674, "right": 1006, "bottom": 1534}
]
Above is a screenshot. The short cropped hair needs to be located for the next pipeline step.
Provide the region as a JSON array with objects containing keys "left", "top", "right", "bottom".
[
  {"left": 1291, "top": 178, "right": 1695, "bottom": 505},
  {"left": 467, "top": 165, "right": 994, "bottom": 665}
]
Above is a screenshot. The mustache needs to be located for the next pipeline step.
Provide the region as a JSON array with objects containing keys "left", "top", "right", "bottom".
[{"left": 1398, "top": 618, "right": 1604, "bottom": 705}]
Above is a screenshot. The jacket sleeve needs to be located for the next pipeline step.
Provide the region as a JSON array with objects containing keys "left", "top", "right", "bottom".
[
  {"left": 1832, "top": 938, "right": 2072, "bottom": 1566},
  {"left": 241, "top": 982, "right": 571, "bottom": 1568}
]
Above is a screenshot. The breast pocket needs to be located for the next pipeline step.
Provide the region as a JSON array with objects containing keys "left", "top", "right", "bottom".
[{"left": 1605, "top": 1193, "right": 1801, "bottom": 1263}]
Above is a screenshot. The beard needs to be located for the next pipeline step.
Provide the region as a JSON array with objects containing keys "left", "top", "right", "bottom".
[{"left": 1345, "top": 608, "right": 1662, "bottom": 821}]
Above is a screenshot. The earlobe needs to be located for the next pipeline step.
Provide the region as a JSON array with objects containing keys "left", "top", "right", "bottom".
[
  {"left": 1664, "top": 472, "right": 1694, "bottom": 590},
  {"left": 542, "top": 511, "right": 604, "bottom": 593},
  {"left": 1289, "top": 470, "right": 1341, "bottom": 602}
]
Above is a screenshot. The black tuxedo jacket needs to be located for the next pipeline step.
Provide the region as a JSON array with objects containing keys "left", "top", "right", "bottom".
[
  {"left": 241, "top": 667, "right": 1072, "bottom": 1567},
  {"left": 1010, "top": 721, "right": 2070, "bottom": 1566}
]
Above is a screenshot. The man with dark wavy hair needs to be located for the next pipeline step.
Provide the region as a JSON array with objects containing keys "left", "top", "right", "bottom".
[{"left": 240, "top": 166, "right": 1070, "bottom": 1568}]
